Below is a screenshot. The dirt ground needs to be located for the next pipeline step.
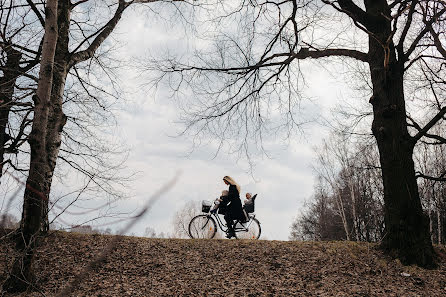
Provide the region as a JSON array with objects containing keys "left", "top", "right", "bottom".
[{"left": 1, "top": 231, "right": 446, "bottom": 296}]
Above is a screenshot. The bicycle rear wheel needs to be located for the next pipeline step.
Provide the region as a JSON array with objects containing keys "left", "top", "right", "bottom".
[
  {"left": 235, "top": 218, "right": 261, "bottom": 240},
  {"left": 188, "top": 215, "right": 217, "bottom": 239}
]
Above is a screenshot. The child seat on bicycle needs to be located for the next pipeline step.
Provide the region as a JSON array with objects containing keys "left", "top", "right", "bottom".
[{"left": 243, "top": 194, "right": 257, "bottom": 213}]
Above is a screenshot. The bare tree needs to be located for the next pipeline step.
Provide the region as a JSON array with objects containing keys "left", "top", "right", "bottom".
[
  {"left": 17, "top": 0, "right": 189, "bottom": 233},
  {"left": 291, "top": 133, "right": 386, "bottom": 244},
  {"left": 290, "top": 180, "right": 345, "bottom": 241},
  {"left": 171, "top": 200, "right": 200, "bottom": 238},
  {"left": 0, "top": 1, "right": 137, "bottom": 233},
  {"left": 148, "top": 0, "right": 446, "bottom": 267},
  {"left": 313, "top": 136, "right": 351, "bottom": 241},
  {"left": 415, "top": 125, "right": 446, "bottom": 245},
  {"left": 2, "top": 0, "right": 189, "bottom": 292},
  {"left": 2, "top": 0, "right": 59, "bottom": 291}
]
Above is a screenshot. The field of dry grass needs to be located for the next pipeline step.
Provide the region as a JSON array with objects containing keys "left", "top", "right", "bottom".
[{"left": 1, "top": 231, "right": 446, "bottom": 296}]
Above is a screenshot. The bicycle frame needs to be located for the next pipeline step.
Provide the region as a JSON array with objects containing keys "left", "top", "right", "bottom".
[{"left": 207, "top": 211, "right": 256, "bottom": 234}]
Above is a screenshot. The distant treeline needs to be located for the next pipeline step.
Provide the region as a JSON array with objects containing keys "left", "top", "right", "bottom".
[
  {"left": 290, "top": 131, "right": 445, "bottom": 245},
  {"left": 0, "top": 216, "right": 167, "bottom": 238}
]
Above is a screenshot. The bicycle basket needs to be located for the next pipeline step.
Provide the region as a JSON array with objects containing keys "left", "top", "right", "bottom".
[{"left": 202, "top": 200, "right": 212, "bottom": 213}]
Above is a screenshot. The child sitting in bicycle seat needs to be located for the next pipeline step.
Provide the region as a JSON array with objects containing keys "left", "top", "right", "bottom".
[
  {"left": 211, "top": 190, "right": 228, "bottom": 213},
  {"left": 244, "top": 192, "right": 253, "bottom": 206}
]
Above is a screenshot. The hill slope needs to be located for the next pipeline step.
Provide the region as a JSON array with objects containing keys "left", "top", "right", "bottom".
[{"left": 1, "top": 232, "right": 446, "bottom": 296}]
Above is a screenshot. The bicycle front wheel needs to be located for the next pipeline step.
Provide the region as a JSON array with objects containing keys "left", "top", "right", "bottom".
[
  {"left": 188, "top": 215, "right": 217, "bottom": 239},
  {"left": 235, "top": 218, "right": 261, "bottom": 240}
]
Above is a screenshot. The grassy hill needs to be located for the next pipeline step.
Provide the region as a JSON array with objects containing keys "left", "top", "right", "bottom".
[{"left": 1, "top": 231, "right": 446, "bottom": 296}]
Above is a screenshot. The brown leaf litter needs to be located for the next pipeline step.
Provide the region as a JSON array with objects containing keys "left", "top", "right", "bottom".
[{"left": 1, "top": 231, "right": 445, "bottom": 296}]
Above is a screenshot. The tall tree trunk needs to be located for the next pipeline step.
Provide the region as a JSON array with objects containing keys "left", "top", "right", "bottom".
[
  {"left": 366, "top": 0, "right": 435, "bottom": 267},
  {"left": 429, "top": 207, "right": 434, "bottom": 243},
  {"left": 2, "top": 1, "right": 59, "bottom": 292},
  {"left": 335, "top": 191, "right": 350, "bottom": 241},
  {"left": 0, "top": 45, "right": 22, "bottom": 181},
  {"left": 349, "top": 179, "right": 360, "bottom": 241},
  {"left": 436, "top": 144, "right": 444, "bottom": 245},
  {"left": 437, "top": 207, "right": 441, "bottom": 245},
  {"left": 41, "top": 0, "right": 70, "bottom": 232}
]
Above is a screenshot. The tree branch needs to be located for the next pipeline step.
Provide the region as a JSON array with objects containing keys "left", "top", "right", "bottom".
[
  {"left": 68, "top": 0, "right": 130, "bottom": 68},
  {"left": 396, "top": 0, "right": 416, "bottom": 60},
  {"left": 421, "top": 133, "right": 446, "bottom": 144},
  {"left": 416, "top": 171, "right": 446, "bottom": 182},
  {"left": 292, "top": 48, "right": 369, "bottom": 62},
  {"left": 405, "top": 6, "right": 446, "bottom": 60},
  {"left": 334, "top": 0, "right": 377, "bottom": 30},
  {"left": 25, "top": 0, "right": 45, "bottom": 27},
  {"left": 71, "top": 0, "right": 91, "bottom": 9},
  {"left": 412, "top": 106, "right": 446, "bottom": 143},
  {"left": 166, "top": 48, "right": 368, "bottom": 74},
  {"left": 429, "top": 27, "right": 446, "bottom": 59}
]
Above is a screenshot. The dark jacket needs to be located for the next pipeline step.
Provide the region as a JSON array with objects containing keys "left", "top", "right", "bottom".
[{"left": 221, "top": 184, "right": 245, "bottom": 220}]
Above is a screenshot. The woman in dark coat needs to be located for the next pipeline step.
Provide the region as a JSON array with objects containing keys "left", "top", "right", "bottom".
[{"left": 222, "top": 175, "right": 245, "bottom": 238}]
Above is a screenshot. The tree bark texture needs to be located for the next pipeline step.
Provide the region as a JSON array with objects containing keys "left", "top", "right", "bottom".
[
  {"left": 3, "top": 0, "right": 59, "bottom": 292},
  {"left": 366, "top": 0, "right": 435, "bottom": 267},
  {"left": 41, "top": 0, "right": 71, "bottom": 232}
]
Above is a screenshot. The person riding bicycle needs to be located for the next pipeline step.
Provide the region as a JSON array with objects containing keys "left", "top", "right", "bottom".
[{"left": 221, "top": 176, "right": 245, "bottom": 238}]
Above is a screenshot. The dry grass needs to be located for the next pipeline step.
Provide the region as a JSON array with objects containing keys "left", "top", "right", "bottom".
[{"left": 1, "top": 231, "right": 446, "bottom": 296}]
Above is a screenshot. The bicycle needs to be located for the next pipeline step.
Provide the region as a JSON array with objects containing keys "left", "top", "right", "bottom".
[{"left": 188, "top": 199, "right": 261, "bottom": 239}]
